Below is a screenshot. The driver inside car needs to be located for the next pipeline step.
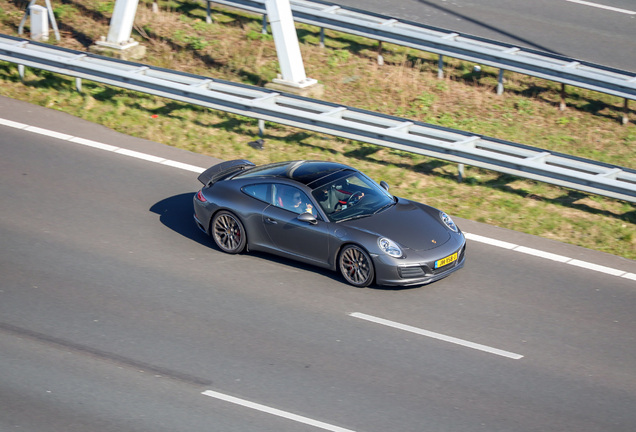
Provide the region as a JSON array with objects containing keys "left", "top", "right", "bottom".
[{"left": 317, "top": 184, "right": 364, "bottom": 214}]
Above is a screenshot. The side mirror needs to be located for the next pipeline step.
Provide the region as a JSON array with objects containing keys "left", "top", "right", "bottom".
[
  {"left": 380, "top": 181, "right": 390, "bottom": 192},
  {"left": 297, "top": 212, "right": 318, "bottom": 225}
]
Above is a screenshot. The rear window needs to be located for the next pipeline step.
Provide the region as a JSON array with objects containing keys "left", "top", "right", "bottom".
[{"left": 233, "top": 162, "right": 291, "bottom": 179}]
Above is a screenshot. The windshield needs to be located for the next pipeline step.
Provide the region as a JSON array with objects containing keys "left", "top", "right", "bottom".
[{"left": 311, "top": 172, "right": 394, "bottom": 222}]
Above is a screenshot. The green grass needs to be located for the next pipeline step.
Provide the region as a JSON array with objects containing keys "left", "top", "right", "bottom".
[{"left": 0, "top": 0, "right": 635, "bottom": 260}]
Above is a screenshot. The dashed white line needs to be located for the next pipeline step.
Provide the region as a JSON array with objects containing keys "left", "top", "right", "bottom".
[
  {"left": 565, "top": 0, "right": 636, "bottom": 15},
  {"left": 1, "top": 117, "right": 634, "bottom": 282},
  {"left": 201, "top": 390, "right": 356, "bottom": 432},
  {"left": 350, "top": 313, "right": 524, "bottom": 360}
]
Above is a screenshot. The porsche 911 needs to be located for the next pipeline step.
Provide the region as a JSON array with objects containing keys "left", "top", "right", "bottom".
[{"left": 193, "top": 159, "right": 465, "bottom": 287}]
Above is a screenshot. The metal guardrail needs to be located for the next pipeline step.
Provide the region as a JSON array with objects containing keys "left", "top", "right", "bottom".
[
  {"left": 1, "top": 34, "right": 635, "bottom": 203},
  {"left": 207, "top": 0, "right": 636, "bottom": 101}
]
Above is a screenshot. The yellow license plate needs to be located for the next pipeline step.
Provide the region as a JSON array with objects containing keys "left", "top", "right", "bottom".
[{"left": 435, "top": 252, "right": 458, "bottom": 269}]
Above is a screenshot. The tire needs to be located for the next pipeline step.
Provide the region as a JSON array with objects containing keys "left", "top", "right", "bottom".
[
  {"left": 211, "top": 211, "right": 246, "bottom": 254},
  {"left": 338, "top": 245, "right": 375, "bottom": 287}
]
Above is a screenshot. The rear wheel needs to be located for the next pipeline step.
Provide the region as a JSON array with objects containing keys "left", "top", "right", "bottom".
[
  {"left": 211, "top": 211, "right": 246, "bottom": 254},
  {"left": 339, "top": 245, "right": 374, "bottom": 287}
]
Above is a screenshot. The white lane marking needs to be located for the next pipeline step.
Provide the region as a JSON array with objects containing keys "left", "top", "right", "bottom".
[
  {"left": 114, "top": 148, "right": 166, "bottom": 163},
  {"left": 0, "top": 118, "right": 28, "bottom": 129},
  {"left": 25, "top": 126, "right": 73, "bottom": 140},
  {"left": 161, "top": 159, "right": 206, "bottom": 173},
  {"left": 463, "top": 232, "right": 517, "bottom": 249},
  {"left": 513, "top": 246, "right": 571, "bottom": 263},
  {"left": 350, "top": 313, "right": 524, "bottom": 360},
  {"left": 1, "top": 116, "right": 635, "bottom": 282},
  {"left": 567, "top": 259, "right": 625, "bottom": 276},
  {"left": 0, "top": 118, "right": 205, "bottom": 172},
  {"left": 463, "top": 232, "right": 634, "bottom": 279},
  {"left": 69, "top": 137, "right": 119, "bottom": 152},
  {"left": 565, "top": 0, "right": 636, "bottom": 15},
  {"left": 201, "top": 390, "right": 356, "bottom": 432}
]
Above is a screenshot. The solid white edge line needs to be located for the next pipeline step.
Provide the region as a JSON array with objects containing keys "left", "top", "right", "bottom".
[
  {"left": 114, "top": 148, "right": 166, "bottom": 163},
  {"left": 464, "top": 232, "right": 634, "bottom": 278},
  {"left": 622, "top": 273, "right": 636, "bottom": 281},
  {"left": 25, "top": 126, "right": 74, "bottom": 141},
  {"left": 161, "top": 159, "right": 206, "bottom": 173},
  {"left": 565, "top": 0, "right": 636, "bottom": 15},
  {"left": 463, "top": 232, "right": 517, "bottom": 249},
  {"left": 350, "top": 313, "right": 523, "bottom": 360},
  {"left": 69, "top": 137, "right": 119, "bottom": 152},
  {"left": 0, "top": 118, "right": 28, "bottom": 129},
  {"left": 201, "top": 390, "right": 356, "bottom": 432},
  {"left": 513, "top": 246, "right": 571, "bottom": 263},
  {"left": 567, "top": 259, "right": 626, "bottom": 276}
]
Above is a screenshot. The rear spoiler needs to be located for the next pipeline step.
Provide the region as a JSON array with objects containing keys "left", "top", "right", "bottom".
[{"left": 197, "top": 159, "right": 255, "bottom": 185}]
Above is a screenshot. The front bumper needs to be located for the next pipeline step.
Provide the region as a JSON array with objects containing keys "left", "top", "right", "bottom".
[{"left": 373, "top": 240, "right": 466, "bottom": 286}]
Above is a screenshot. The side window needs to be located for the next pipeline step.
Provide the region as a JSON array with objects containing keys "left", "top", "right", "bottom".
[
  {"left": 273, "top": 185, "right": 317, "bottom": 217},
  {"left": 242, "top": 184, "right": 270, "bottom": 203}
]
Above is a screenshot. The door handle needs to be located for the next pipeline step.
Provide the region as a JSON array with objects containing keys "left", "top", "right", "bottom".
[{"left": 265, "top": 217, "right": 278, "bottom": 225}]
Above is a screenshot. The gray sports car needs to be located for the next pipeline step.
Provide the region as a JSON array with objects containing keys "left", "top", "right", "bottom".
[{"left": 193, "top": 159, "right": 465, "bottom": 287}]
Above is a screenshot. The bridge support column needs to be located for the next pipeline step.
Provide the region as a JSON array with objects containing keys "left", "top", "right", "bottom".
[
  {"left": 264, "top": 0, "right": 323, "bottom": 97},
  {"left": 91, "top": 0, "right": 146, "bottom": 60}
]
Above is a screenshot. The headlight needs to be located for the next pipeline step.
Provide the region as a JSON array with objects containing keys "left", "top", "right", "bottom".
[
  {"left": 378, "top": 237, "right": 403, "bottom": 258},
  {"left": 440, "top": 211, "right": 458, "bottom": 232}
]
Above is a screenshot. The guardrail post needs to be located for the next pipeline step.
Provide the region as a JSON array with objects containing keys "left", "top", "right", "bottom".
[
  {"left": 497, "top": 69, "right": 505, "bottom": 95},
  {"left": 377, "top": 41, "right": 383, "bottom": 65},
  {"left": 319, "top": 27, "right": 325, "bottom": 48},
  {"left": 457, "top": 163, "right": 464, "bottom": 183},
  {"left": 258, "top": 119, "right": 265, "bottom": 137},
  {"left": 18, "top": 64, "right": 25, "bottom": 83},
  {"left": 560, "top": 83, "right": 566, "bottom": 111},
  {"left": 75, "top": 77, "right": 82, "bottom": 93},
  {"left": 206, "top": 1, "right": 212, "bottom": 23},
  {"left": 624, "top": 99, "right": 630, "bottom": 125},
  {"left": 438, "top": 55, "right": 444, "bottom": 79},
  {"left": 262, "top": 14, "right": 268, "bottom": 34}
]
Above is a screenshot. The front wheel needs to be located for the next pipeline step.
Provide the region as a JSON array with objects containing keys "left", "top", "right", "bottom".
[
  {"left": 339, "top": 245, "right": 375, "bottom": 287},
  {"left": 211, "top": 211, "right": 246, "bottom": 254}
]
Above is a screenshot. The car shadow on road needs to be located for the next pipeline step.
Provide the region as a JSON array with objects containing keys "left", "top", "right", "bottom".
[
  {"left": 149, "top": 192, "right": 212, "bottom": 248},
  {"left": 150, "top": 193, "right": 425, "bottom": 290}
]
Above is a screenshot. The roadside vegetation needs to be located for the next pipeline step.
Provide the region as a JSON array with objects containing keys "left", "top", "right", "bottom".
[{"left": 1, "top": 0, "right": 635, "bottom": 259}]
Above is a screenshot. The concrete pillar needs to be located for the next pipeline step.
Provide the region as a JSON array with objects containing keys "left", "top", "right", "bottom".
[
  {"left": 266, "top": 0, "right": 315, "bottom": 87},
  {"left": 92, "top": 0, "right": 145, "bottom": 60},
  {"left": 106, "top": 0, "right": 139, "bottom": 46}
]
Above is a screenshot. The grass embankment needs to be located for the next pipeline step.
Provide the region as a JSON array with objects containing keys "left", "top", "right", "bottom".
[{"left": 0, "top": 0, "right": 635, "bottom": 259}]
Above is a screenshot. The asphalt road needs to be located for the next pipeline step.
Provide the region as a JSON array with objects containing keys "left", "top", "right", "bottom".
[
  {"left": 331, "top": 0, "right": 636, "bottom": 72},
  {"left": 1, "top": 96, "right": 636, "bottom": 432}
]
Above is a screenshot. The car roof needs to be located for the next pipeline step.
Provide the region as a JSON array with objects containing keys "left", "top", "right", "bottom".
[{"left": 233, "top": 160, "right": 355, "bottom": 187}]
